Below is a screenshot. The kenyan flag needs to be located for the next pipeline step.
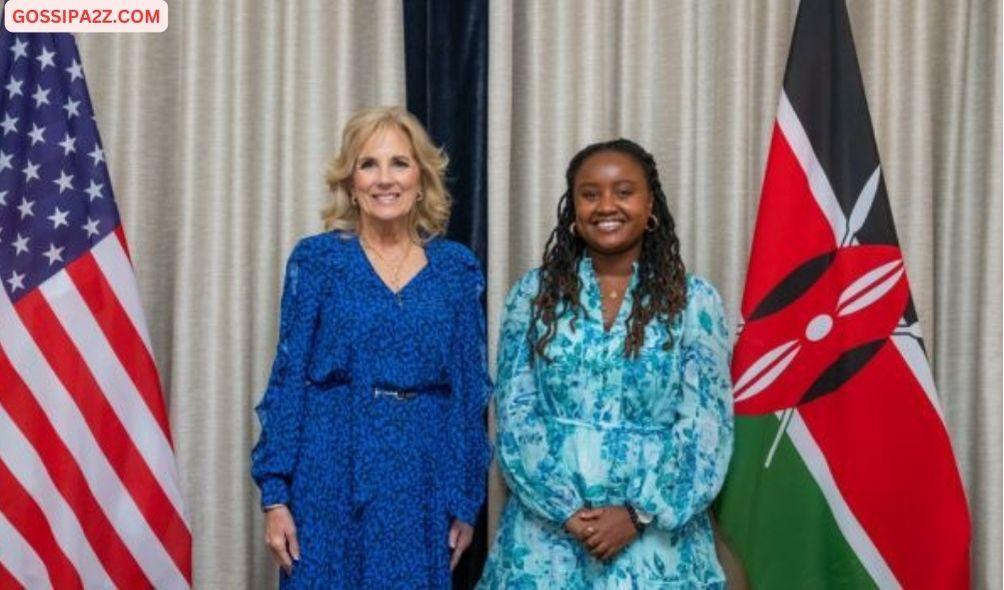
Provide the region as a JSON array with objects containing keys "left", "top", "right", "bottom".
[{"left": 714, "top": 1, "right": 971, "bottom": 588}]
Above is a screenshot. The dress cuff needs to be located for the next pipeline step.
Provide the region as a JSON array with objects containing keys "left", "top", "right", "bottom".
[
  {"left": 449, "top": 499, "right": 482, "bottom": 526},
  {"left": 259, "top": 477, "right": 290, "bottom": 509},
  {"left": 552, "top": 502, "right": 583, "bottom": 526},
  {"left": 634, "top": 506, "right": 654, "bottom": 524}
]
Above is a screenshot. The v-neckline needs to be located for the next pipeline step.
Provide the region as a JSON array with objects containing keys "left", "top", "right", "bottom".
[
  {"left": 581, "top": 256, "right": 637, "bottom": 334},
  {"left": 599, "top": 277, "right": 630, "bottom": 331},
  {"left": 354, "top": 235, "right": 431, "bottom": 297}
]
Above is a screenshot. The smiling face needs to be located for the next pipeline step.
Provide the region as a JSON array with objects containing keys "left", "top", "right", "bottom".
[
  {"left": 572, "top": 150, "right": 653, "bottom": 257},
  {"left": 351, "top": 126, "right": 422, "bottom": 227}
]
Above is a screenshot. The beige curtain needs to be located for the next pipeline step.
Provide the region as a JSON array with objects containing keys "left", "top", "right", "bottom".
[
  {"left": 76, "top": 2, "right": 406, "bottom": 588},
  {"left": 487, "top": 0, "right": 1001, "bottom": 588}
]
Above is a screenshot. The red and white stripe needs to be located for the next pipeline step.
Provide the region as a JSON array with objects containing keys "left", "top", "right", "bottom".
[
  {"left": 0, "top": 231, "right": 191, "bottom": 589},
  {"left": 0, "top": 507, "right": 52, "bottom": 589}
]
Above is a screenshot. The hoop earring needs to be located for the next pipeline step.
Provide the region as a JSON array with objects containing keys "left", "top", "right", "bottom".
[
  {"left": 646, "top": 214, "right": 659, "bottom": 232},
  {"left": 569, "top": 221, "right": 578, "bottom": 236}
]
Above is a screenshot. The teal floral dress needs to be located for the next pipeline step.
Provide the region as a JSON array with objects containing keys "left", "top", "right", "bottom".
[{"left": 479, "top": 259, "right": 733, "bottom": 589}]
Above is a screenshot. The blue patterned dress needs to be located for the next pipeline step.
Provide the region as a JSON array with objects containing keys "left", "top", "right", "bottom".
[
  {"left": 478, "top": 259, "right": 733, "bottom": 589},
  {"left": 251, "top": 231, "right": 491, "bottom": 589}
]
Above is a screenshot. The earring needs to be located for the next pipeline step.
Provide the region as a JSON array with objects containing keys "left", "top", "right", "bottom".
[
  {"left": 646, "top": 214, "right": 659, "bottom": 232},
  {"left": 569, "top": 221, "right": 578, "bottom": 236},
  {"left": 416, "top": 191, "right": 424, "bottom": 202}
]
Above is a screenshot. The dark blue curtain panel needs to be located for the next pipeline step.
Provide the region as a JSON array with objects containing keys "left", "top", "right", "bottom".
[
  {"left": 403, "top": 1, "right": 489, "bottom": 588},
  {"left": 404, "top": 0, "right": 488, "bottom": 270}
]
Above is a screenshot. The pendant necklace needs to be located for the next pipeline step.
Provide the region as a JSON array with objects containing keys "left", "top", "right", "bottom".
[
  {"left": 599, "top": 276, "right": 626, "bottom": 301},
  {"left": 361, "top": 235, "right": 412, "bottom": 307}
]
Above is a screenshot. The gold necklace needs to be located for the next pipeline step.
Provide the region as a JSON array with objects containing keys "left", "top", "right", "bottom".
[
  {"left": 361, "top": 234, "right": 413, "bottom": 292},
  {"left": 598, "top": 276, "right": 627, "bottom": 300}
]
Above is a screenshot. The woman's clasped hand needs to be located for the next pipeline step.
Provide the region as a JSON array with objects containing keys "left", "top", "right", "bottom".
[{"left": 565, "top": 506, "right": 639, "bottom": 561}]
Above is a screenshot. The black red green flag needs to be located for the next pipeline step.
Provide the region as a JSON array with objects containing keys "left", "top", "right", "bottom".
[{"left": 715, "top": 1, "right": 971, "bottom": 588}]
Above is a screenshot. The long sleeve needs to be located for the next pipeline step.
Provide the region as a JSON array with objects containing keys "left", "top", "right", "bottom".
[
  {"left": 494, "top": 274, "right": 584, "bottom": 525},
  {"left": 250, "top": 241, "right": 323, "bottom": 509},
  {"left": 445, "top": 251, "right": 492, "bottom": 525},
  {"left": 628, "top": 276, "right": 734, "bottom": 531}
]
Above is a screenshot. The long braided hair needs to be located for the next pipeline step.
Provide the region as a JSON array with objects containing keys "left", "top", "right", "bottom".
[{"left": 530, "top": 139, "right": 687, "bottom": 360}]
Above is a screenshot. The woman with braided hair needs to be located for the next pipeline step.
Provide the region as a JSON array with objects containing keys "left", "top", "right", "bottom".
[{"left": 479, "top": 139, "right": 734, "bottom": 588}]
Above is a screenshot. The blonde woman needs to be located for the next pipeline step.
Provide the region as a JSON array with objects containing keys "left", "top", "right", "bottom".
[{"left": 251, "top": 107, "right": 491, "bottom": 588}]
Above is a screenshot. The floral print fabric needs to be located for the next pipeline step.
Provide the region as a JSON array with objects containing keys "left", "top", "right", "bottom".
[{"left": 479, "top": 258, "right": 733, "bottom": 589}]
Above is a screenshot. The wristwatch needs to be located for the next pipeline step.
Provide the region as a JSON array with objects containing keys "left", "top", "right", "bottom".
[{"left": 624, "top": 505, "right": 652, "bottom": 534}]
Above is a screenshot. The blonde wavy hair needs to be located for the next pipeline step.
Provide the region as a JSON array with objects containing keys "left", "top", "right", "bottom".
[{"left": 322, "top": 106, "right": 451, "bottom": 240}]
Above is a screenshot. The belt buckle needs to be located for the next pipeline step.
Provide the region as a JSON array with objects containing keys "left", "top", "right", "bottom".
[{"left": 373, "top": 387, "right": 415, "bottom": 401}]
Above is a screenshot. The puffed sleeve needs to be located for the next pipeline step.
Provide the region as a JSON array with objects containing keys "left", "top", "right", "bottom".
[
  {"left": 250, "top": 241, "right": 324, "bottom": 509},
  {"left": 628, "top": 276, "right": 734, "bottom": 531},
  {"left": 494, "top": 273, "right": 584, "bottom": 525},
  {"left": 445, "top": 250, "right": 492, "bottom": 525}
]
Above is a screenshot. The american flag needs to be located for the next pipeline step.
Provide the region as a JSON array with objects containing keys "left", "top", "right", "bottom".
[{"left": 0, "top": 32, "right": 191, "bottom": 589}]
